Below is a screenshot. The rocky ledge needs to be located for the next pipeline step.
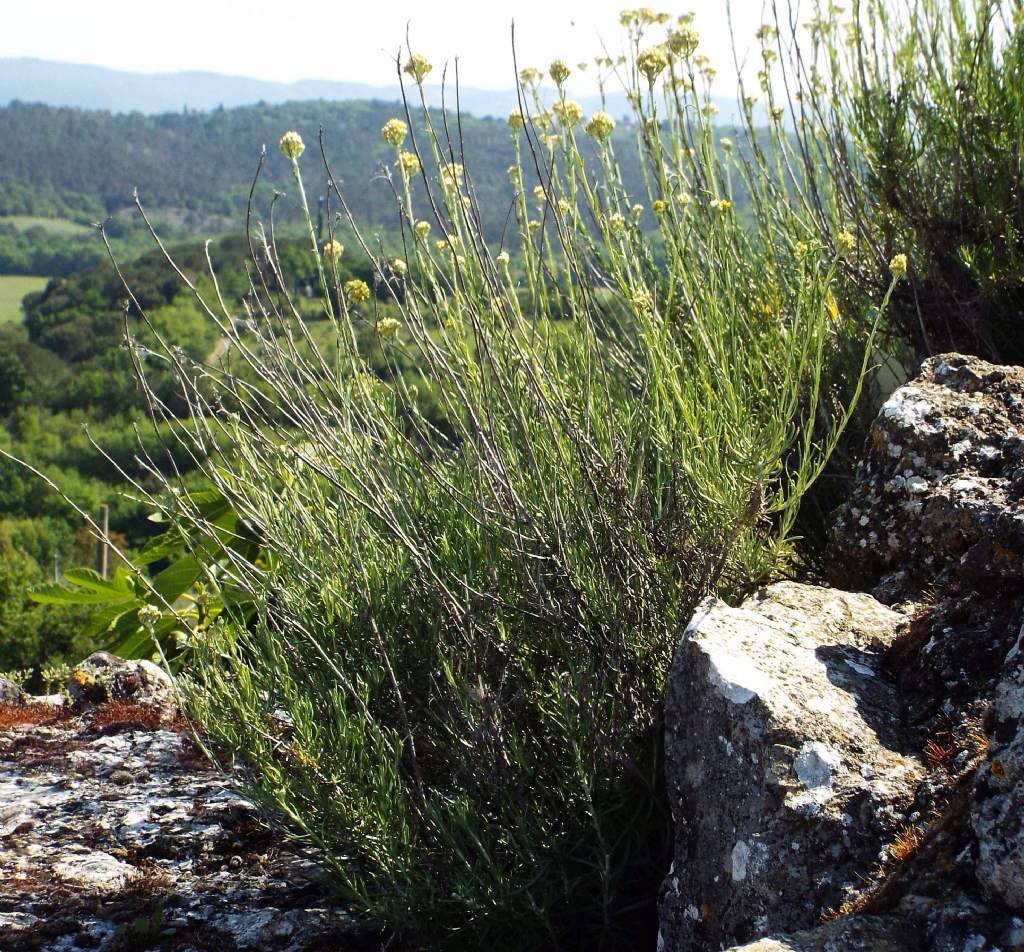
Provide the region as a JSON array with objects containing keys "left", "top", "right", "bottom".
[
  {"left": 0, "top": 658, "right": 375, "bottom": 951},
  {"left": 660, "top": 354, "right": 1024, "bottom": 951}
]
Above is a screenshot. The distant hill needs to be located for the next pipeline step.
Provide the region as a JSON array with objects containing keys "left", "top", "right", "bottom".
[
  {"left": 0, "top": 99, "right": 661, "bottom": 245},
  {"left": 0, "top": 57, "right": 745, "bottom": 123}
]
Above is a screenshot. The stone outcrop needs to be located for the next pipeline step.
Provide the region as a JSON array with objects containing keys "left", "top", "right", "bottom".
[
  {"left": 659, "top": 583, "right": 921, "bottom": 950},
  {"left": 0, "top": 704, "right": 375, "bottom": 951},
  {"left": 67, "top": 651, "right": 177, "bottom": 715},
  {"left": 660, "top": 354, "right": 1024, "bottom": 952}
]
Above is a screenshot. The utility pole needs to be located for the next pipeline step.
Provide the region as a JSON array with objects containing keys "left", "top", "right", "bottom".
[{"left": 95, "top": 505, "right": 109, "bottom": 579}]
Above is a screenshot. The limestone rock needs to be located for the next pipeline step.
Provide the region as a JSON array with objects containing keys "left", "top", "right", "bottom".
[
  {"left": 0, "top": 678, "right": 25, "bottom": 705},
  {"left": 0, "top": 710, "right": 374, "bottom": 951},
  {"left": 832, "top": 353, "right": 1024, "bottom": 599},
  {"left": 723, "top": 914, "right": 919, "bottom": 951},
  {"left": 67, "top": 650, "right": 176, "bottom": 712},
  {"left": 658, "top": 581, "right": 922, "bottom": 951},
  {"left": 971, "top": 628, "right": 1024, "bottom": 911}
]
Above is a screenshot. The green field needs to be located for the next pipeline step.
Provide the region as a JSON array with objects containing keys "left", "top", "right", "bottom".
[
  {"left": 0, "top": 274, "right": 48, "bottom": 323},
  {"left": 0, "top": 215, "right": 91, "bottom": 235}
]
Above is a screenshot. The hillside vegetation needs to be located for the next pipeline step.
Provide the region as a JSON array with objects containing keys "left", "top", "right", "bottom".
[{"left": 2, "top": 0, "right": 1023, "bottom": 948}]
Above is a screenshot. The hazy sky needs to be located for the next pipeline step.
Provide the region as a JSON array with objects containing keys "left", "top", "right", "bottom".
[{"left": 3, "top": 0, "right": 777, "bottom": 93}]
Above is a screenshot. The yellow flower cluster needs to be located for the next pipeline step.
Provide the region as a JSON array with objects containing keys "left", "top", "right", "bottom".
[
  {"left": 397, "top": 151, "right": 420, "bottom": 175},
  {"left": 836, "top": 230, "right": 856, "bottom": 254},
  {"left": 440, "top": 163, "right": 464, "bottom": 189},
  {"left": 278, "top": 130, "right": 305, "bottom": 160},
  {"left": 344, "top": 279, "right": 371, "bottom": 303},
  {"left": 631, "top": 203, "right": 645, "bottom": 219},
  {"left": 533, "top": 185, "right": 547, "bottom": 203},
  {"left": 620, "top": 8, "right": 671, "bottom": 27},
  {"left": 889, "top": 253, "right": 908, "bottom": 278},
  {"left": 390, "top": 258, "right": 408, "bottom": 277},
  {"left": 637, "top": 46, "right": 670, "bottom": 83},
  {"left": 375, "top": 317, "right": 401, "bottom": 339},
  {"left": 585, "top": 111, "right": 616, "bottom": 141},
  {"left": 549, "top": 59, "right": 571, "bottom": 85},
  {"left": 322, "top": 239, "right": 344, "bottom": 263},
  {"left": 552, "top": 99, "right": 584, "bottom": 127},
  {"left": 652, "top": 199, "right": 668, "bottom": 215},
  {"left": 710, "top": 198, "right": 732, "bottom": 213},
  {"left": 414, "top": 220, "right": 431, "bottom": 239},
  {"left": 720, "top": 137, "right": 734, "bottom": 152},
  {"left": 608, "top": 212, "right": 627, "bottom": 233},
  {"left": 668, "top": 26, "right": 699, "bottom": 57},
  {"left": 496, "top": 250, "right": 510, "bottom": 266},
  {"left": 519, "top": 67, "right": 542, "bottom": 87},
  {"left": 381, "top": 118, "right": 408, "bottom": 147},
  {"left": 403, "top": 54, "right": 432, "bottom": 83},
  {"left": 508, "top": 110, "right": 525, "bottom": 131}
]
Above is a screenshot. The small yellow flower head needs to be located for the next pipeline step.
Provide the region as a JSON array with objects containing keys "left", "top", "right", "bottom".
[
  {"left": 836, "top": 230, "right": 856, "bottom": 255},
  {"left": 557, "top": 198, "right": 572, "bottom": 215},
  {"left": 576, "top": 61, "right": 589, "bottom": 72},
  {"left": 794, "top": 240, "right": 810, "bottom": 260},
  {"left": 138, "top": 603, "right": 162, "bottom": 628},
  {"left": 390, "top": 258, "right": 408, "bottom": 277},
  {"left": 631, "top": 202, "right": 645, "bottom": 219},
  {"left": 744, "top": 94, "right": 758, "bottom": 110},
  {"left": 668, "top": 26, "right": 700, "bottom": 58},
  {"left": 541, "top": 133, "right": 561, "bottom": 150},
  {"left": 397, "top": 150, "right": 420, "bottom": 176},
  {"left": 519, "top": 67, "right": 542, "bottom": 87},
  {"left": 637, "top": 46, "right": 670, "bottom": 83},
  {"left": 440, "top": 162, "right": 464, "bottom": 189},
  {"left": 772, "top": 106, "right": 785, "bottom": 121},
  {"left": 608, "top": 212, "right": 627, "bottom": 233},
  {"left": 712, "top": 198, "right": 733, "bottom": 214},
  {"left": 585, "top": 111, "right": 616, "bottom": 141},
  {"left": 552, "top": 99, "right": 584, "bottom": 126},
  {"left": 435, "top": 238, "right": 449, "bottom": 253},
  {"left": 678, "top": 11, "right": 695, "bottom": 25},
  {"left": 344, "top": 278, "right": 372, "bottom": 303},
  {"left": 507, "top": 164, "right": 522, "bottom": 184},
  {"left": 756, "top": 23, "right": 778, "bottom": 41},
  {"left": 496, "top": 250, "right": 511, "bottom": 266},
  {"left": 677, "top": 190, "right": 693, "bottom": 206},
  {"left": 322, "top": 239, "right": 344, "bottom": 263},
  {"left": 701, "top": 103, "right": 719, "bottom": 118},
  {"left": 278, "top": 130, "right": 305, "bottom": 160},
  {"left": 414, "top": 220, "right": 431, "bottom": 240},
  {"left": 403, "top": 54, "right": 433, "bottom": 84},
  {"left": 508, "top": 110, "right": 525, "bottom": 131},
  {"left": 381, "top": 118, "right": 408, "bottom": 147},
  {"left": 527, "top": 219, "right": 541, "bottom": 233},
  {"left": 720, "top": 136, "right": 734, "bottom": 152},
  {"left": 533, "top": 185, "right": 547, "bottom": 203},
  {"left": 549, "top": 59, "right": 571, "bottom": 86},
  {"left": 375, "top": 317, "right": 401, "bottom": 339},
  {"left": 889, "top": 253, "right": 908, "bottom": 279},
  {"left": 631, "top": 289, "right": 653, "bottom": 312},
  {"left": 652, "top": 199, "right": 668, "bottom": 215},
  {"left": 620, "top": 9, "right": 638, "bottom": 28}
]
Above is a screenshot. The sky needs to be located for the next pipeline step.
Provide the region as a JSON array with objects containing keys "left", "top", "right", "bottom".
[{"left": 1, "top": 0, "right": 778, "bottom": 94}]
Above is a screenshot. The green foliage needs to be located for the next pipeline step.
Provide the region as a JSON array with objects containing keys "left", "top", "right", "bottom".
[
  {"left": 119, "top": 36, "right": 891, "bottom": 949},
  {"left": 31, "top": 486, "right": 259, "bottom": 664},
  {"left": 751, "top": 0, "right": 1024, "bottom": 360},
  {"left": 0, "top": 527, "right": 93, "bottom": 678}
]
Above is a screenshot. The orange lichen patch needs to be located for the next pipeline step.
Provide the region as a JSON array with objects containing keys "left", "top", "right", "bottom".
[{"left": 0, "top": 703, "right": 72, "bottom": 728}]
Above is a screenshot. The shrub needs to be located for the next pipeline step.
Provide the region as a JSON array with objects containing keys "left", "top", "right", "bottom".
[
  {"left": 746, "top": 0, "right": 1024, "bottom": 361},
  {"left": 115, "top": 24, "right": 896, "bottom": 950}
]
